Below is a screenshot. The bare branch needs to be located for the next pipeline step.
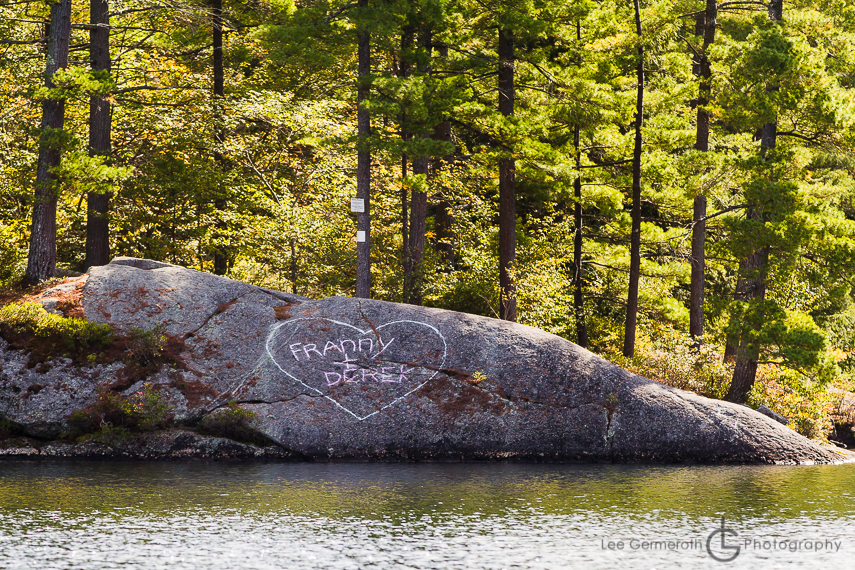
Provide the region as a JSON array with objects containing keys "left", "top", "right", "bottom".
[
  {"left": 719, "top": 1, "right": 769, "bottom": 8},
  {"left": 521, "top": 57, "right": 560, "bottom": 87},
  {"left": 697, "top": 204, "right": 747, "bottom": 224},
  {"left": 114, "top": 96, "right": 199, "bottom": 107},
  {"left": 112, "top": 31, "right": 156, "bottom": 63},
  {"left": 113, "top": 85, "right": 201, "bottom": 94},
  {"left": 579, "top": 159, "right": 634, "bottom": 169},
  {"left": 719, "top": 4, "right": 768, "bottom": 12},
  {"left": 0, "top": 38, "right": 46, "bottom": 45},
  {"left": 677, "top": 35, "right": 701, "bottom": 58},
  {"left": 667, "top": 204, "right": 749, "bottom": 249},
  {"left": 110, "top": 7, "right": 166, "bottom": 17},
  {"left": 4, "top": 18, "right": 46, "bottom": 25},
  {"left": 324, "top": 3, "right": 358, "bottom": 24},
  {"left": 777, "top": 130, "right": 824, "bottom": 144}
]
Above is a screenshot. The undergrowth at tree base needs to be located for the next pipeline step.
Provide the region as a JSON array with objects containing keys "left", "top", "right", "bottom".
[
  {"left": 600, "top": 323, "right": 854, "bottom": 444},
  {"left": 196, "top": 401, "right": 269, "bottom": 447},
  {"left": 0, "top": 418, "right": 25, "bottom": 439},
  {"left": 67, "top": 383, "right": 174, "bottom": 442},
  {"left": 0, "top": 302, "right": 113, "bottom": 368},
  {"left": 63, "top": 389, "right": 270, "bottom": 448},
  {"left": 0, "top": 278, "right": 78, "bottom": 308},
  {"left": 0, "top": 302, "right": 186, "bottom": 385}
]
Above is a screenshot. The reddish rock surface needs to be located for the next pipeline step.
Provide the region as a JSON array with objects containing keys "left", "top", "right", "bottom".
[{"left": 1, "top": 257, "right": 851, "bottom": 464}]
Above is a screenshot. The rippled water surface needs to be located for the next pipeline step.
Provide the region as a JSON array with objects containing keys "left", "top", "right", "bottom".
[{"left": 1, "top": 461, "right": 854, "bottom": 569}]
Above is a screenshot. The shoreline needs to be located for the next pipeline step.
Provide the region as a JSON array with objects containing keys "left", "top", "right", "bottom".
[{"left": 3, "top": 430, "right": 853, "bottom": 466}]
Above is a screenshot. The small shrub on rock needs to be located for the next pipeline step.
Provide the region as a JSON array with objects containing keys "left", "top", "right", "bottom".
[
  {"left": 0, "top": 302, "right": 114, "bottom": 367},
  {"left": 1, "top": 303, "right": 185, "bottom": 389},
  {"left": 0, "top": 224, "right": 25, "bottom": 287},
  {"left": 68, "top": 390, "right": 130, "bottom": 434},
  {"left": 0, "top": 302, "right": 113, "bottom": 349},
  {"left": 127, "top": 325, "right": 167, "bottom": 364},
  {"left": 0, "top": 418, "right": 24, "bottom": 439},
  {"left": 68, "top": 383, "right": 174, "bottom": 438},
  {"left": 197, "top": 401, "right": 265, "bottom": 444},
  {"left": 130, "top": 383, "right": 174, "bottom": 431}
]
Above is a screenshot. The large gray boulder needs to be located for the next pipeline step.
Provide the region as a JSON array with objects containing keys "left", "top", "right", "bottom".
[{"left": 1, "top": 257, "right": 850, "bottom": 464}]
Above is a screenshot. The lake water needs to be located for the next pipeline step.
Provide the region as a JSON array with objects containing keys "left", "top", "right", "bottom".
[{"left": 1, "top": 461, "right": 854, "bottom": 569}]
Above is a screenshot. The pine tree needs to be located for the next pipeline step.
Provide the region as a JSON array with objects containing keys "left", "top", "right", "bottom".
[
  {"left": 84, "top": 0, "right": 112, "bottom": 270},
  {"left": 211, "top": 0, "right": 229, "bottom": 275},
  {"left": 622, "top": 0, "right": 645, "bottom": 357},
  {"left": 689, "top": 0, "right": 717, "bottom": 348},
  {"left": 25, "top": 0, "right": 72, "bottom": 284},
  {"left": 356, "top": 0, "right": 372, "bottom": 298}
]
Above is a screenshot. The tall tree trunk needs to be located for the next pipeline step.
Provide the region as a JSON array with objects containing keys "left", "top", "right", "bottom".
[
  {"left": 401, "top": 152, "right": 410, "bottom": 294},
  {"left": 433, "top": 127, "right": 454, "bottom": 269},
  {"left": 573, "top": 123, "right": 589, "bottom": 348},
  {"left": 723, "top": 272, "right": 743, "bottom": 360},
  {"left": 355, "top": 0, "right": 372, "bottom": 298},
  {"left": 433, "top": 43, "right": 454, "bottom": 270},
  {"left": 212, "top": 0, "right": 228, "bottom": 275},
  {"left": 572, "top": 21, "right": 588, "bottom": 348},
  {"left": 725, "top": 236, "right": 769, "bottom": 402},
  {"left": 725, "top": 0, "right": 782, "bottom": 404},
  {"left": 290, "top": 237, "right": 297, "bottom": 294},
  {"left": 498, "top": 27, "right": 516, "bottom": 321},
  {"left": 690, "top": 0, "right": 717, "bottom": 347},
  {"left": 689, "top": 194, "right": 706, "bottom": 343},
  {"left": 408, "top": 157, "right": 427, "bottom": 305},
  {"left": 25, "top": 0, "right": 72, "bottom": 285},
  {"left": 401, "top": 154, "right": 410, "bottom": 295},
  {"left": 406, "top": 28, "right": 432, "bottom": 306},
  {"left": 623, "top": 0, "right": 644, "bottom": 357},
  {"left": 400, "top": 27, "right": 412, "bottom": 297},
  {"left": 84, "top": 0, "right": 111, "bottom": 271},
  {"left": 434, "top": 193, "right": 454, "bottom": 268}
]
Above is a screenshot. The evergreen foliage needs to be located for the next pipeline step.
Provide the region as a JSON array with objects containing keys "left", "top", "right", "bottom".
[{"left": 2, "top": 0, "right": 855, "bottom": 437}]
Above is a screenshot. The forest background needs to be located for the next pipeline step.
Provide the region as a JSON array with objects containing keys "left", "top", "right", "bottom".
[{"left": 2, "top": 0, "right": 855, "bottom": 442}]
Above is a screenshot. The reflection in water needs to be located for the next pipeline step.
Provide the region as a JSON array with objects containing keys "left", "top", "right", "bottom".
[{"left": 1, "top": 462, "right": 854, "bottom": 569}]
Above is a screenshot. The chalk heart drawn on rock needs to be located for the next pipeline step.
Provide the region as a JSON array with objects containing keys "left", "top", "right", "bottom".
[{"left": 265, "top": 318, "right": 448, "bottom": 420}]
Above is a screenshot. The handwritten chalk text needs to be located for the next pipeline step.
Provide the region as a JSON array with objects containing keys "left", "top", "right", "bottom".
[
  {"left": 265, "top": 317, "right": 448, "bottom": 421},
  {"left": 289, "top": 336, "right": 395, "bottom": 362},
  {"left": 324, "top": 361, "right": 415, "bottom": 386}
]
